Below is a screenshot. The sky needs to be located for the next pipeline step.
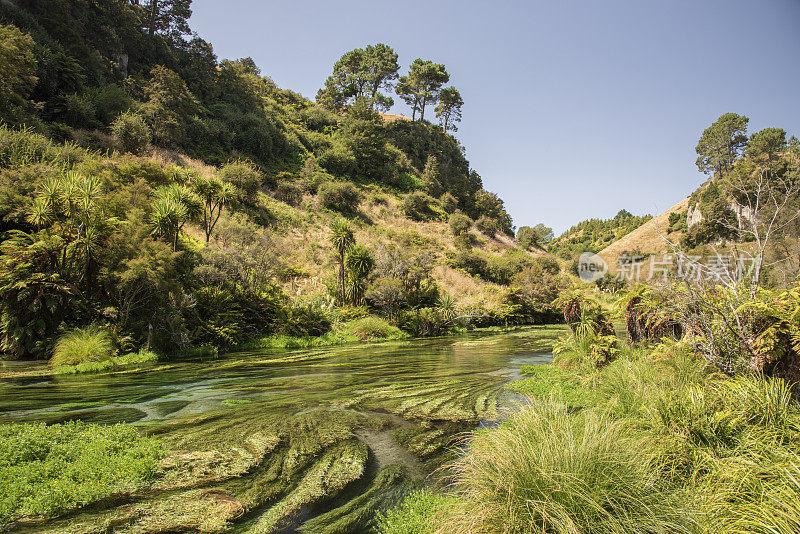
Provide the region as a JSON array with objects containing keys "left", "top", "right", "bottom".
[{"left": 189, "top": 0, "right": 800, "bottom": 234}]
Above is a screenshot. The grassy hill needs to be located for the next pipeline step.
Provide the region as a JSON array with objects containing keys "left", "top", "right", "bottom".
[{"left": 597, "top": 196, "right": 690, "bottom": 275}]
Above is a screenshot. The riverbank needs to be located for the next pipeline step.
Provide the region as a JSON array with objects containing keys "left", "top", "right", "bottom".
[
  {"left": 379, "top": 335, "right": 800, "bottom": 533},
  {"left": 0, "top": 320, "right": 563, "bottom": 380}
]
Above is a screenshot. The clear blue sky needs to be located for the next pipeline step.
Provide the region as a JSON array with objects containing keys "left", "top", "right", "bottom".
[{"left": 189, "top": 0, "right": 800, "bottom": 234}]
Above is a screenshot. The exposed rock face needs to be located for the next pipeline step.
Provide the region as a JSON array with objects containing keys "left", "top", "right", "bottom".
[{"left": 687, "top": 200, "right": 755, "bottom": 229}]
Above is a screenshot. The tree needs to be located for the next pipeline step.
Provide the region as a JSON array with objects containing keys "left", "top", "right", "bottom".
[
  {"left": 345, "top": 244, "right": 375, "bottom": 305},
  {"left": 150, "top": 184, "right": 200, "bottom": 250},
  {"left": 190, "top": 173, "right": 234, "bottom": 242},
  {"left": 695, "top": 113, "right": 749, "bottom": 178},
  {"left": 395, "top": 59, "right": 449, "bottom": 121},
  {"left": 329, "top": 218, "right": 355, "bottom": 304},
  {"left": 317, "top": 43, "right": 399, "bottom": 111},
  {"left": 435, "top": 87, "right": 463, "bottom": 132},
  {"left": 534, "top": 223, "right": 554, "bottom": 244},
  {"left": 0, "top": 25, "right": 37, "bottom": 121},
  {"left": 136, "top": 0, "right": 193, "bottom": 41},
  {"left": 517, "top": 226, "right": 541, "bottom": 249},
  {"left": 421, "top": 155, "right": 443, "bottom": 197}
]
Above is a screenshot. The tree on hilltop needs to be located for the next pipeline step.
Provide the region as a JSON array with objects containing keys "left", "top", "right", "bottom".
[{"left": 395, "top": 59, "right": 449, "bottom": 121}]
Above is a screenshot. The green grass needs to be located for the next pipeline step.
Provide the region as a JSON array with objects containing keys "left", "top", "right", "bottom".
[
  {"left": 246, "top": 316, "right": 409, "bottom": 350},
  {"left": 51, "top": 325, "right": 114, "bottom": 367},
  {"left": 376, "top": 488, "right": 460, "bottom": 534},
  {"left": 54, "top": 350, "right": 159, "bottom": 374},
  {"left": 506, "top": 364, "right": 594, "bottom": 407},
  {"left": 0, "top": 421, "right": 164, "bottom": 524},
  {"left": 439, "top": 399, "right": 694, "bottom": 534}
]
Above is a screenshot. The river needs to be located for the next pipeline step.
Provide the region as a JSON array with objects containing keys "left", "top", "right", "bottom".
[{"left": 0, "top": 325, "right": 563, "bottom": 533}]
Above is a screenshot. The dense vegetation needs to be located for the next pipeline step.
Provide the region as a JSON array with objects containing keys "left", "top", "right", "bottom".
[
  {"left": 547, "top": 209, "right": 652, "bottom": 259},
  {"left": 0, "top": 1, "right": 542, "bottom": 367}
]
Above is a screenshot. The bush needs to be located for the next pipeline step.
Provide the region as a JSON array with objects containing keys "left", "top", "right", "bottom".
[
  {"left": 85, "top": 83, "right": 131, "bottom": 124},
  {"left": 439, "top": 400, "right": 694, "bottom": 534},
  {"left": 475, "top": 215, "right": 499, "bottom": 237},
  {"left": 51, "top": 326, "right": 115, "bottom": 367},
  {"left": 448, "top": 211, "right": 472, "bottom": 237},
  {"left": 0, "top": 421, "right": 164, "bottom": 523},
  {"left": 440, "top": 192, "right": 458, "bottom": 214},
  {"left": 219, "top": 159, "right": 263, "bottom": 202},
  {"left": 274, "top": 180, "right": 303, "bottom": 206},
  {"left": 112, "top": 111, "right": 150, "bottom": 154},
  {"left": 346, "top": 316, "right": 405, "bottom": 340},
  {"left": 402, "top": 191, "right": 437, "bottom": 222},
  {"left": 319, "top": 181, "right": 361, "bottom": 214}
]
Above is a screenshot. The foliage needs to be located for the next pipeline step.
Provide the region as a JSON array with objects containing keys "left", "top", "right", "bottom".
[
  {"left": 507, "top": 364, "right": 593, "bottom": 407},
  {"left": 51, "top": 325, "right": 114, "bottom": 367},
  {"left": 548, "top": 209, "right": 652, "bottom": 259},
  {"left": 54, "top": 350, "right": 158, "bottom": 374},
  {"left": 0, "top": 421, "right": 164, "bottom": 523},
  {"left": 434, "top": 86, "right": 463, "bottom": 132},
  {"left": 695, "top": 112, "right": 749, "bottom": 177},
  {"left": 474, "top": 214, "right": 498, "bottom": 237},
  {"left": 112, "top": 111, "right": 151, "bottom": 154},
  {"left": 402, "top": 191, "right": 437, "bottom": 222},
  {"left": 439, "top": 400, "right": 693, "bottom": 534},
  {"left": 395, "top": 58, "right": 449, "bottom": 122},
  {"left": 218, "top": 159, "right": 263, "bottom": 204},
  {"left": 448, "top": 210, "right": 472, "bottom": 236},
  {"left": 319, "top": 181, "right": 361, "bottom": 214},
  {"left": 0, "top": 24, "right": 37, "bottom": 121},
  {"left": 376, "top": 489, "right": 457, "bottom": 534},
  {"left": 316, "top": 43, "right": 399, "bottom": 112}
]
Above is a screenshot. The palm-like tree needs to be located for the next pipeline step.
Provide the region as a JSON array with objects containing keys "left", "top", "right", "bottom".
[
  {"left": 150, "top": 184, "right": 201, "bottom": 250},
  {"left": 190, "top": 173, "right": 234, "bottom": 242},
  {"left": 151, "top": 195, "right": 188, "bottom": 251},
  {"left": 329, "top": 218, "right": 355, "bottom": 303},
  {"left": 345, "top": 243, "right": 375, "bottom": 305}
]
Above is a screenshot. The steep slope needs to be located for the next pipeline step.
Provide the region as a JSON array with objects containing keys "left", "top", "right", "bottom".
[{"left": 597, "top": 196, "right": 689, "bottom": 273}]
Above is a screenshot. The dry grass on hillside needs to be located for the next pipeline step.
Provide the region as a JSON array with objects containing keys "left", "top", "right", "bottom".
[{"left": 598, "top": 197, "right": 690, "bottom": 275}]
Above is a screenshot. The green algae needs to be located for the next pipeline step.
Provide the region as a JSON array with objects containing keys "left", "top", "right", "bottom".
[{"left": 0, "top": 326, "right": 560, "bottom": 533}]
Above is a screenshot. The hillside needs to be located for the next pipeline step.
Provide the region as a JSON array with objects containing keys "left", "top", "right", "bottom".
[
  {"left": 0, "top": 1, "right": 567, "bottom": 362},
  {"left": 597, "top": 196, "right": 690, "bottom": 274}
]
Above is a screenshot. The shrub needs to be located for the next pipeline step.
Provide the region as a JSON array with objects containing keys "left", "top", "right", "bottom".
[
  {"left": 475, "top": 215, "right": 499, "bottom": 237},
  {"left": 0, "top": 422, "right": 163, "bottom": 523},
  {"left": 51, "top": 326, "right": 115, "bottom": 367},
  {"left": 219, "top": 159, "right": 263, "bottom": 202},
  {"left": 402, "top": 191, "right": 437, "bottom": 221},
  {"left": 111, "top": 111, "right": 151, "bottom": 154},
  {"left": 85, "top": 83, "right": 131, "bottom": 124},
  {"left": 439, "top": 400, "right": 694, "bottom": 534},
  {"left": 448, "top": 210, "right": 472, "bottom": 237},
  {"left": 319, "top": 181, "right": 361, "bottom": 214},
  {"left": 275, "top": 180, "right": 303, "bottom": 206},
  {"left": 346, "top": 316, "right": 405, "bottom": 340},
  {"left": 440, "top": 192, "right": 458, "bottom": 214}
]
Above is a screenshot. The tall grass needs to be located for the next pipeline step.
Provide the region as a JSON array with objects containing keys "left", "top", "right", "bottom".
[
  {"left": 439, "top": 400, "right": 695, "bottom": 534},
  {"left": 51, "top": 325, "right": 114, "bottom": 366}
]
